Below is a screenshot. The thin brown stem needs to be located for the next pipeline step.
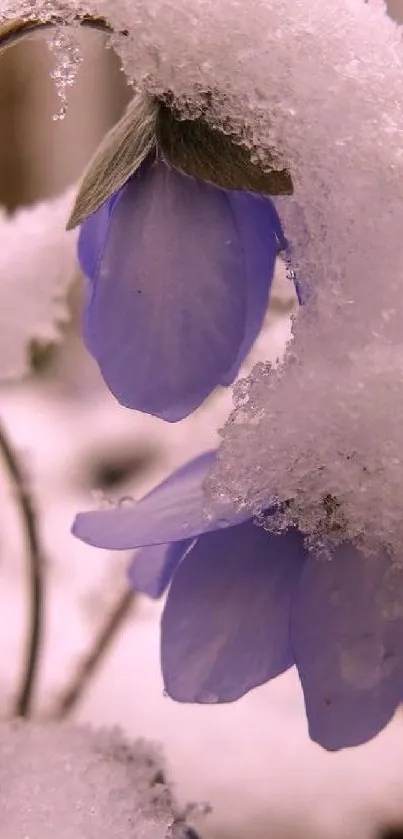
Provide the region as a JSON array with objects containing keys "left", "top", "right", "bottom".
[
  {"left": 50, "top": 585, "right": 136, "bottom": 718},
  {"left": 0, "top": 418, "right": 44, "bottom": 716}
]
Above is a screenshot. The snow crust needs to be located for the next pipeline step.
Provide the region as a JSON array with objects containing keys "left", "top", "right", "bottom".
[
  {"left": 0, "top": 188, "right": 78, "bottom": 380},
  {"left": 0, "top": 722, "right": 181, "bottom": 839}
]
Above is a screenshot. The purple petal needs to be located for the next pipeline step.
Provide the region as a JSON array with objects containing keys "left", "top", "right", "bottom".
[
  {"left": 291, "top": 543, "right": 403, "bottom": 750},
  {"left": 79, "top": 158, "right": 250, "bottom": 421},
  {"left": 78, "top": 192, "right": 120, "bottom": 280},
  {"left": 73, "top": 451, "right": 247, "bottom": 550},
  {"left": 128, "top": 539, "right": 194, "bottom": 598},
  {"left": 220, "top": 193, "right": 284, "bottom": 385},
  {"left": 161, "top": 522, "right": 306, "bottom": 703}
]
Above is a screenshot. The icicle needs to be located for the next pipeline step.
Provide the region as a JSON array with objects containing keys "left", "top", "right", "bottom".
[{"left": 46, "top": 24, "right": 82, "bottom": 121}]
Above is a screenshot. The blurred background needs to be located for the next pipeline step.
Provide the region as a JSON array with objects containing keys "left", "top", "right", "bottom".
[{"left": 0, "top": 1, "right": 402, "bottom": 837}]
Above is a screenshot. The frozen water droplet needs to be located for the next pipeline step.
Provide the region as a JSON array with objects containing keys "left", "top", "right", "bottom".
[
  {"left": 118, "top": 495, "right": 135, "bottom": 508},
  {"left": 196, "top": 690, "right": 219, "bottom": 703},
  {"left": 91, "top": 490, "right": 114, "bottom": 509},
  {"left": 46, "top": 25, "right": 83, "bottom": 121},
  {"left": 53, "top": 103, "right": 68, "bottom": 123}
]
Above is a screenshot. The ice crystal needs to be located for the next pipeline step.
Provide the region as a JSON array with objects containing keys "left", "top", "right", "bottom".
[
  {"left": 211, "top": 345, "right": 403, "bottom": 559},
  {"left": 46, "top": 25, "right": 83, "bottom": 121},
  {"left": 0, "top": 721, "right": 188, "bottom": 838}
]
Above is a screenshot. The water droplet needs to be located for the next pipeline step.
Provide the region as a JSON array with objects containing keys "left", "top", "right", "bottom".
[
  {"left": 91, "top": 490, "right": 114, "bottom": 509},
  {"left": 196, "top": 690, "right": 219, "bottom": 703},
  {"left": 118, "top": 495, "right": 136, "bottom": 508}
]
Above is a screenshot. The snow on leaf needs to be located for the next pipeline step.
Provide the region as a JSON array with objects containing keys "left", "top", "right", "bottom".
[{"left": 0, "top": 188, "right": 78, "bottom": 381}]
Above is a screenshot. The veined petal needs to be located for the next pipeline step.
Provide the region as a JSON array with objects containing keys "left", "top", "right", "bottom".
[
  {"left": 291, "top": 544, "right": 403, "bottom": 751},
  {"left": 80, "top": 157, "right": 249, "bottom": 421},
  {"left": 78, "top": 194, "right": 119, "bottom": 280},
  {"left": 161, "top": 522, "right": 306, "bottom": 703},
  {"left": 128, "top": 539, "right": 194, "bottom": 598},
  {"left": 220, "top": 192, "right": 285, "bottom": 385},
  {"left": 73, "top": 451, "right": 246, "bottom": 550}
]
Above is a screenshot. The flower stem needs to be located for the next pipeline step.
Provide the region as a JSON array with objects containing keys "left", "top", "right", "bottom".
[
  {"left": 0, "top": 418, "right": 44, "bottom": 717},
  {"left": 50, "top": 585, "right": 136, "bottom": 719},
  {"left": 0, "top": 16, "right": 127, "bottom": 54}
]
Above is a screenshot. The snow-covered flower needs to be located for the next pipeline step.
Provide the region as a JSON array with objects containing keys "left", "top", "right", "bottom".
[
  {"left": 73, "top": 451, "right": 403, "bottom": 752},
  {"left": 70, "top": 92, "right": 291, "bottom": 421}
]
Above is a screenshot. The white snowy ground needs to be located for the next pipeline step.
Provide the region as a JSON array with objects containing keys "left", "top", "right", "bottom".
[{"left": 0, "top": 266, "right": 402, "bottom": 839}]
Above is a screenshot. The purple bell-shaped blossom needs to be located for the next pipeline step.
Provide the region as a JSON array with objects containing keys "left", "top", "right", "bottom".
[
  {"left": 73, "top": 450, "right": 403, "bottom": 751},
  {"left": 78, "top": 156, "right": 286, "bottom": 421}
]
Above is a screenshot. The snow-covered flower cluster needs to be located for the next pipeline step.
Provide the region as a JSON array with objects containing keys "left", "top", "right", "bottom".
[{"left": 0, "top": 0, "right": 403, "bottom": 758}]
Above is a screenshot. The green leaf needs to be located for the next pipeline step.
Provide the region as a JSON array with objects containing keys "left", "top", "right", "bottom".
[
  {"left": 67, "top": 94, "right": 157, "bottom": 230},
  {"left": 156, "top": 100, "right": 293, "bottom": 196}
]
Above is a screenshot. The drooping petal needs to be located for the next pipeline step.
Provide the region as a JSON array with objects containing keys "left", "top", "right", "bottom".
[
  {"left": 291, "top": 543, "right": 403, "bottom": 750},
  {"left": 161, "top": 522, "right": 306, "bottom": 703},
  {"left": 73, "top": 451, "right": 246, "bottom": 550},
  {"left": 128, "top": 539, "right": 194, "bottom": 598},
  {"left": 220, "top": 193, "right": 286, "bottom": 385},
  {"left": 80, "top": 157, "right": 250, "bottom": 421}
]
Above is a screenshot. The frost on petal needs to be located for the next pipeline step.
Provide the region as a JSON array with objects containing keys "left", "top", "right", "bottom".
[
  {"left": 291, "top": 544, "right": 403, "bottom": 751},
  {"left": 0, "top": 722, "right": 192, "bottom": 839},
  {"left": 81, "top": 159, "right": 248, "bottom": 420},
  {"left": 0, "top": 188, "right": 78, "bottom": 380},
  {"left": 161, "top": 522, "right": 305, "bottom": 703}
]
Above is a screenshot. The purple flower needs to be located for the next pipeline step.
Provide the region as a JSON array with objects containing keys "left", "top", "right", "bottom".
[
  {"left": 72, "top": 450, "right": 403, "bottom": 751},
  {"left": 78, "top": 156, "right": 286, "bottom": 421}
]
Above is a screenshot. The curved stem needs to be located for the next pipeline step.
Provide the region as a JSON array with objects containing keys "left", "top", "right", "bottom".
[
  {"left": 50, "top": 585, "right": 136, "bottom": 718},
  {"left": 0, "top": 16, "right": 127, "bottom": 53},
  {"left": 0, "top": 418, "right": 44, "bottom": 717}
]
